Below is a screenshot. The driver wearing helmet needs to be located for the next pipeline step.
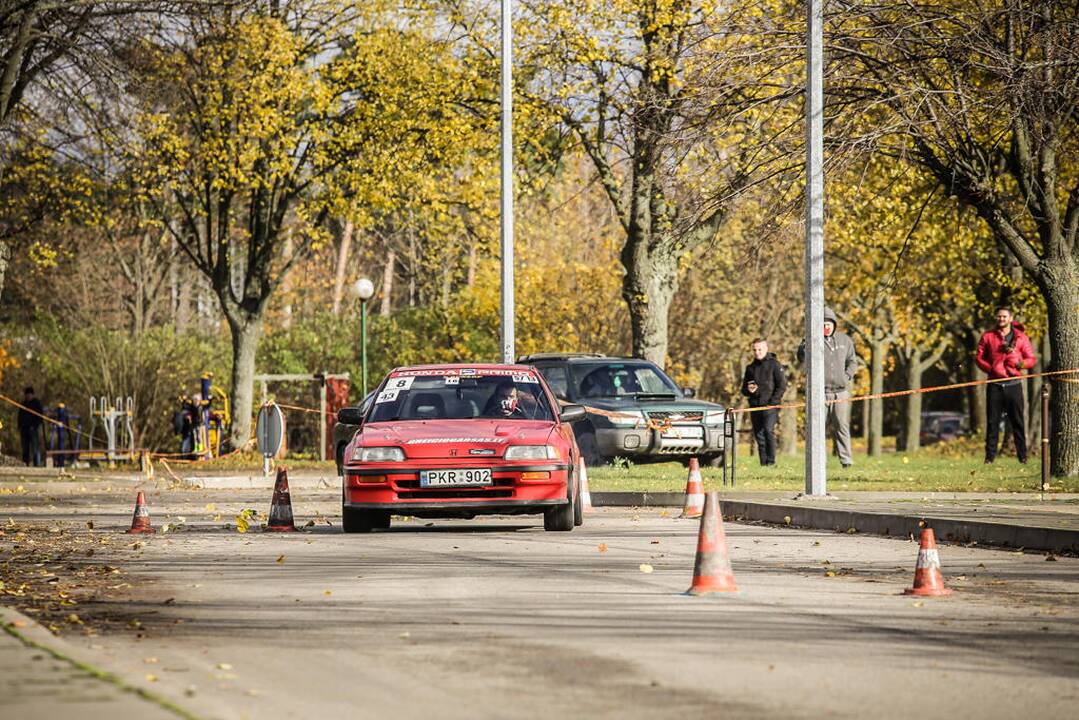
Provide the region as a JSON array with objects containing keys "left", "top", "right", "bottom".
[{"left": 483, "top": 380, "right": 527, "bottom": 418}]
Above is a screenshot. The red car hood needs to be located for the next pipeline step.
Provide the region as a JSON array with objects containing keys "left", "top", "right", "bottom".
[{"left": 358, "top": 419, "right": 555, "bottom": 460}]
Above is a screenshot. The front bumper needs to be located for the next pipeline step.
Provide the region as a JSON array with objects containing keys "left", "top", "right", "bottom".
[
  {"left": 343, "top": 462, "right": 570, "bottom": 513},
  {"left": 595, "top": 425, "right": 726, "bottom": 458}
]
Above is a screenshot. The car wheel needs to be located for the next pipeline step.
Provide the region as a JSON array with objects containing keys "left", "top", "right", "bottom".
[
  {"left": 342, "top": 505, "right": 376, "bottom": 534},
  {"left": 375, "top": 511, "right": 391, "bottom": 530},
  {"left": 544, "top": 478, "right": 575, "bottom": 532},
  {"left": 577, "top": 428, "right": 608, "bottom": 468},
  {"left": 702, "top": 452, "right": 724, "bottom": 468},
  {"left": 573, "top": 468, "right": 583, "bottom": 527}
]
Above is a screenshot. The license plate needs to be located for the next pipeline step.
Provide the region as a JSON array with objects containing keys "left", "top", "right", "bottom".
[{"left": 419, "top": 468, "right": 493, "bottom": 487}]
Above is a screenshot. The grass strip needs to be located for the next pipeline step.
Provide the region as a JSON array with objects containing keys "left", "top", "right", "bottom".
[{"left": 1, "top": 619, "right": 203, "bottom": 720}]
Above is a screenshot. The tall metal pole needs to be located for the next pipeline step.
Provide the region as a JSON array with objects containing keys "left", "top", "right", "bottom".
[
  {"left": 804, "top": 0, "right": 827, "bottom": 496},
  {"left": 361, "top": 300, "right": 368, "bottom": 396},
  {"left": 499, "top": 0, "right": 515, "bottom": 363}
]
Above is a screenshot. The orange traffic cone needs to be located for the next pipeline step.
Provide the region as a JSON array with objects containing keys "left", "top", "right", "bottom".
[
  {"left": 579, "top": 456, "right": 595, "bottom": 513},
  {"left": 265, "top": 467, "right": 297, "bottom": 532},
  {"left": 679, "top": 458, "right": 705, "bottom": 518},
  {"left": 125, "top": 491, "right": 155, "bottom": 534},
  {"left": 686, "top": 491, "right": 738, "bottom": 595},
  {"left": 904, "top": 528, "right": 953, "bottom": 596}
]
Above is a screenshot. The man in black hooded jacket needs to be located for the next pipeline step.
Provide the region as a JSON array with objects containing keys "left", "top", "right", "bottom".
[{"left": 741, "top": 339, "right": 787, "bottom": 466}]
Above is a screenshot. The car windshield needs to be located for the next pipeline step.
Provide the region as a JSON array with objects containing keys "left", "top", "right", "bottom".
[
  {"left": 366, "top": 371, "right": 555, "bottom": 423},
  {"left": 571, "top": 362, "right": 680, "bottom": 399}
]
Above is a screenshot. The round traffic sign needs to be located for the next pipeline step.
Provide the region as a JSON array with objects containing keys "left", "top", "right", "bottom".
[{"left": 256, "top": 403, "right": 285, "bottom": 458}]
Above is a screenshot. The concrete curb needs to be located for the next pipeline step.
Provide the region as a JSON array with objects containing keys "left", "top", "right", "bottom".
[{"left": 591, "top": 492, "right": 1079, "bottom": 554}]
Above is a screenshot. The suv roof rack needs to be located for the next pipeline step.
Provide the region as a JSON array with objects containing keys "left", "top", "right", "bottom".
[{"left": 516, "top": 352, "right": 608, "bottom": 362}]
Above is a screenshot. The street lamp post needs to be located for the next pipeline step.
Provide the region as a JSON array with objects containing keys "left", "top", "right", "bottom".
[
  {"left": 353, "top": 278, "right": 375, "bottom": 396},
  {"left": 500, "top": 0, "right": 515, "bottom": 363}
]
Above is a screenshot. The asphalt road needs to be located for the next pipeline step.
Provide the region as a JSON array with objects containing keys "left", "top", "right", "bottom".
[{"left": 2, "top": 487, "right": 1079, "bottom": 719}]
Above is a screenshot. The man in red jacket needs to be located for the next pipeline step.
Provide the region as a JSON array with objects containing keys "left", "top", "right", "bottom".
[{"left": 975, "top": 306, "right": 1036, "bottom": 463}]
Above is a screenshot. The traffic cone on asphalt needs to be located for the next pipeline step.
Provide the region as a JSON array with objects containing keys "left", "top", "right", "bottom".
[
  {"left": 686, "top": 492, "right": 739, "bottom": 595},
  {"left": 903, "top": 528, "right": 953, "bottom": 597},
  {"left": 579, "top": 456, "right": 595, "bottom": 513},
  {"left": 265, "top": 467, "right": 297, "bottom": 532},
  {"left": 679, "top": 458, "right": 705, "bottom": 518},
  {"left": 125, "top": 491, "right": 155, "bottom": 534}
]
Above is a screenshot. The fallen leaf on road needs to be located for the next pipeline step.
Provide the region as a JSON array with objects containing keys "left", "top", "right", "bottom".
[
  {"left": 597, "top": 543, "right": 608, "bottom": 553},
  {"left": 825, "top": 570, "right": 836, "bottom": 577},
  {"left": 399, "top": 631, "right": 411, "bottom": 639},
  {"left": 650, "top": 539, "right": 660, "bottom": 545},
  {"left": 144, "top": 657, "right": 158, "bottom": 664},
  {"left": 639, "top": 564, "right": 654, "bottom": 573},
  {"left": 783, "top": 516, "right": 791, "bottom": 525},
  {"left": 216, "top": 663, "right": 232, "bottom": 670},
  {"left": 86, "top": 521, "right": 94, "bottom": 530},
  {"left": 145, "top": 674, "right": 157, "bottom": 682},
  {"left": 1046, "top": 555, "right": 1058, "bottom": 562},
  {"left": 205, "top": 504, "right": 216, "bottom": 512},
  {"left": 324, "top": 590, "right": 332, "bottom": 596},
  {"left": 304, "top": 520, "right": 315, "bottom": 528},
  {"left": 66, "top": 614, "right": 82, "bottom": 624},
  {"left": 276, "top": 555, "right": 285, "bottom": 564},
  {"left": 911, "top": 601, "right": 924, "bottom": 608}
]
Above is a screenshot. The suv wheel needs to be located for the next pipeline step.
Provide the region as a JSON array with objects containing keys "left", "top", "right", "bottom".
[{"left": 577, "top": 428, "right": 608, "bottom": 468}]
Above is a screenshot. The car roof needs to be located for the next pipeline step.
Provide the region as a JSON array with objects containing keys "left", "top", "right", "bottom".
[
  {"left": 517, "top": 353, "right": 655, "bottom": 364},
  {"left": 516, "top": 353, "right": 607, "bottom": 362},
  {"left": 392, "top": 362, "right": 538, "bottom": 373}
]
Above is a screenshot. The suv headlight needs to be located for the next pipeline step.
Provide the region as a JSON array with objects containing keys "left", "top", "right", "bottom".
[
  {"left": 504, "top": 445, "right": 558, "bottom": 460},
  {"left": 353, "top": 446, "right": 405, "bottom": 462},
  {"left": 610, "top": 410, "right": 644, "bottom": 428},
  {"left": 704, "top": 410, "right": 725, "bottom": 426}
]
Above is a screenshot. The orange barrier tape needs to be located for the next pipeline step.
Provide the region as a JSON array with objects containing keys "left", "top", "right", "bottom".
[
  {"left": 273, "top": 401, "right": 324, "bottom": 415},
  {"left": 731, "top": 367, "right": 1079, "bottom": 415},
  {"left": 0, "top": 392, "right": 110, "bottom": 448}
]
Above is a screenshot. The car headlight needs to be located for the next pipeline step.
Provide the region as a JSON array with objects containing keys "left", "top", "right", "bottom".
[
  {"left": 504, "top": 445, "right": 558, "bottom": 460},
  {"left": 610, "top": 410, "right": 644, "bottom": 427},
  {"left": 353, "top": 446, "right": 405, "bottom": 462},
  {"left": 705, "top": 410, "right": 725, "bottom": 426}
]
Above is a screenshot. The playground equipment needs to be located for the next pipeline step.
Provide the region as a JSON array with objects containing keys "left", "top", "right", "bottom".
[
  {"left": 193, "top": 373, "right": 231, "bottom": 460},
  {"left": 88, "top": 395, "right": 136, "bottom": 462}
]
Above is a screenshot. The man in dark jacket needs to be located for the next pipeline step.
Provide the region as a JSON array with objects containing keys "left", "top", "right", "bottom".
[
  {"left": 975, "top": 306, "right": 1036, "bottom": 463},
  {"left": 742, "top": 339, "right": 787, "bottom": 466},
  {"left": 798, "top": 306, "right": 859, "bottom": 467},
  {"left": 17, "top": 386, "right": 45, "bottom": 467}
]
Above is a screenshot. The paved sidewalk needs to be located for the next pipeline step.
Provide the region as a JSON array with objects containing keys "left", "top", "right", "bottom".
[
  {"left": 594, "top": 490, "right": 1079, "bottom": 553},
  {"left": 0, "top": 608, "right": 179, "bottom": 720}
]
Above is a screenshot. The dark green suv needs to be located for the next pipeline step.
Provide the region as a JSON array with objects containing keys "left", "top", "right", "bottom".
[{"left": 518, "top": 354, "right": 727, "bottom": 467}]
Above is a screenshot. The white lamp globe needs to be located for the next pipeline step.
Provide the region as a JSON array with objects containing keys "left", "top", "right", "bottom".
[{"left": 352, "top": 278, "right": 375, "bottom": 301}]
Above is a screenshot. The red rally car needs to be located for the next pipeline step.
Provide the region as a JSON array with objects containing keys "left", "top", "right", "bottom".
[{"left": 341, "top": 364, "right": 588, "bottom": 533}]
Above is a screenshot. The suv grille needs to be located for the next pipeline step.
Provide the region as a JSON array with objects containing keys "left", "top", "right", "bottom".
[{"left": 646, "top": 411, "right": 703, "bottom": 423}]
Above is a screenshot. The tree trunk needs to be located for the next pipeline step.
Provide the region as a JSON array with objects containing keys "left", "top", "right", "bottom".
[
  {"left": 0, "top": 240, "right": 9, "bottom": 306},
  {"left": 969, "top": 360, "right": 987, "bottom": 438},
  {"left": 903, "top": 357, "right": 923, "bottom": 454},
  {"left": 1041, "top": 263, "right": 1079, "bottom": 476},
  {"left": 868, "top": 337, "right": 888, "bottom": 457},
  {"left": 380, "top": 249, "right": 395, "bottom": 317},
  {"left": 280, "top": 231, "right": 293, "bottom": 328},
  {"left": 225, "top": 315, "right": 263, "bottom": 449},
  {"left": 331, "top": 220, "right": 354, "bottom": 317},
  {"left": 621, "top": 238, "right": 677, "bottom": 367}
]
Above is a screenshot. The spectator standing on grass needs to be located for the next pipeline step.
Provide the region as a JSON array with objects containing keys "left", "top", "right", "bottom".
[
  {"left": 797, "top": 306, "right": 859, "bottom": 468},
  {"left": 975, "top": 306, "right": 1036, "bottom": 464},
  {"left": 741, "top": 339, "right": 787, "bottom": 466},
  {"left": 17, "top": 386, "right": 44, "bottom": 467}
]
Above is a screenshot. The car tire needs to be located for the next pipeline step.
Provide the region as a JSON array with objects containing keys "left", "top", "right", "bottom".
[
  {"left": 342, "top": 505, "right": 376, "bottom": 534},
  {"left": 572, "top": 468, "right": 583, "bottom": 527},
  {"left": 335, "top": 443, "right": 347, "bottom": 477},
  {"left": 577, "top": 429, "right": 608, "bottom": 468},
  {"left": 375, "top": 511, "right": 391, "bottom": 530},
  {"left": 544, "top": 481, "right": 575, "bottom": 532},
  {"left": 702, "top": 452, "right": 724, "bottom": 468}
]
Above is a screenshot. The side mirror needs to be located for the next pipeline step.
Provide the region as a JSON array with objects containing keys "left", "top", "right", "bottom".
[
  {"left": 337, "top": 407, "right": 366, "bottom": 425},
  {"left": 682, "top": 387, "right": 697, "bottom": 398},
  {"left": 559, "top": 404, "right": 587, "bottom": 423}
]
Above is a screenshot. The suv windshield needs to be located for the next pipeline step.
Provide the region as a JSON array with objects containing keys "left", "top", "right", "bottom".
[
  {"left": 571, "top": 362, "right": 680, "bottom": 399},
  {"left": 366, "top": 372, "right": 555, "bottom": 423}
]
